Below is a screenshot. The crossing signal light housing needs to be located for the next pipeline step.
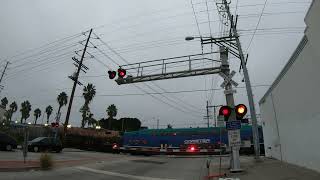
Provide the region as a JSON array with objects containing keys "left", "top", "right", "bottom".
[
  {"left": 235, "top": 104, "right": 247, "bottom": 119},
  {"left": 108, "top": 70, "right": 116, "bottom": 79},
  {"left": 219, "top": 106, "right": 232, "bottom": 121},
  {"left": 118, "top": 68, "right": 126, "bottom": 78}
]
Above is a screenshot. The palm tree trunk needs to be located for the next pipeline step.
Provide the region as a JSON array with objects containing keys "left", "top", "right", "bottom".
[
  {"left": 20, "top": 116, "right": 23, "bottom": 124},
  {"left": 57, "top": 106, "right": 61, "bottom": 123}
]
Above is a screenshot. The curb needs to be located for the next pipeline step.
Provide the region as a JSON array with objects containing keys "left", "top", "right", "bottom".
[{"left": 0, "top": 166, "right": 41, "bottom": 172}]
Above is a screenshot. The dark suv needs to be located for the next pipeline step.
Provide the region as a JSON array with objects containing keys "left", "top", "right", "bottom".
[
  {"left": 0, "top": 132, "right": 17, "bottom": 151},
  {"left": 28, "top": 137, "right": 63, "bottom": 153}
]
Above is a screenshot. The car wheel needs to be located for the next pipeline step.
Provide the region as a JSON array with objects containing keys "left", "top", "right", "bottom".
[
  {"left": 5, "top": 144, "right": 12, "bottom": 151},
  {"left": 33, "top": 146, "right": 39, "bottom": 152}
]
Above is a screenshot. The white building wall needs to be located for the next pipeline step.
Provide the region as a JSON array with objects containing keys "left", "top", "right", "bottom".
[{"left": 259, "top": 0, "right": 320, "bottom": 172}]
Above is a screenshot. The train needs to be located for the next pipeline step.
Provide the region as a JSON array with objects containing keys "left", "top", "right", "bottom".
[{"left": 119, "top": 125, "right": 264, "bottom": 155}]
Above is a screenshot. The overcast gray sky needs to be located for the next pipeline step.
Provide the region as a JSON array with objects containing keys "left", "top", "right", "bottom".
[{"left": 0, "top": 0, "right": 311, "bottom": 128}]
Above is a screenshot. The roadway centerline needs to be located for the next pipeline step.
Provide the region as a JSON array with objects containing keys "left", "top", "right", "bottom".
[{"left": 76, "top": 166, "right": 178, "bottom": 180}]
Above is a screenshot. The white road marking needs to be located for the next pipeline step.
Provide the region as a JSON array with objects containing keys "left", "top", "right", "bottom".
[{"left": 76, "top": 166, "right": 177, "bottom": 180}]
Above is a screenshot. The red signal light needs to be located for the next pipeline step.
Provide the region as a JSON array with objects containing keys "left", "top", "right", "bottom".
[
  {"left": 235, "top": 104, "right": 247, "bottom": 119},
  {"left": 112, "top": 143, "right": 118, "bottom": 149},
  {"left": 190, "top": 146, "right": 195, "bottom": 151},
  {"left": 118, "top": 68, "right": 126, "bottom": 78},
  {"left": 219, "top": 106, "right": 231, "bottom": 117},
  {"left": 108, "top": 70, "right": 116, "bottom": 79}
]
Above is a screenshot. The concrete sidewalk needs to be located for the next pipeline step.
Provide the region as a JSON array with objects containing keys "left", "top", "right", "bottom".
[{"left": 206, "top": 156, "right": 320, "bottom": 180}]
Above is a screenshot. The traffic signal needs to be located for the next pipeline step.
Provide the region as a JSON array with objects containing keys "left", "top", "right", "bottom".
[
  {"left": 219, "top": 106, "right": 232, "bottom": 121},
  {"left": 235, "top": 104, "right": 247, "bottom": 120},
  {"left": 118, "top": 68, "right": 126, "bottom": 78},
  {"left": 108, "top": 70, "right": 116, "bottom": 79}
]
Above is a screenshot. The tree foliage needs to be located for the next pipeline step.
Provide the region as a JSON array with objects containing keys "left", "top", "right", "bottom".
[
  {"left": 99, "top": 117, "right": 141, "bottom": 132},
  {"left": 20, "top": 101, "right": 31, "bottom": 123},
  {"left": 1, "top": 97, "right": 8, "bottom": 108},
  {"left": 81, "top": 83, "right": 96, "bottom": 128},
  {"left": 8, "top": 101, "right": 18, "bottom": 121},
  {"left": 57, "top": 92, "right": 68, "bottom": 115},
  {"left": 34, "top": 108, "right": 41, "bottom": 124},
  {"left": 45, "top": 105, "right": 53, "bottom": 124}
]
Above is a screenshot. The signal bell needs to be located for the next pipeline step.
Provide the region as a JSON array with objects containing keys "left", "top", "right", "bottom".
[{"left": 108, "top": 71, "right": 116, "bottom": 79}]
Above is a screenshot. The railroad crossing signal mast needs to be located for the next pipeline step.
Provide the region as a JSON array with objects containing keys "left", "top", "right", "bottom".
[
  {"left": 112, "top": 48, "right": 242, "bottom": 171},
  {"left": 110, "top": 0, "right": 260, "bottom": 172},
  {"left": 185, "top": 0, "right": 260, "bottom": 159}
]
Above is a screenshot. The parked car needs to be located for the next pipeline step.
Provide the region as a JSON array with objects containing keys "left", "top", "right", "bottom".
[
  {"left": 0, "top": 132, "right": 17, "bottom": 151},
  {"left": 28, "top": 137, "right": 63, "bottom": 153}
]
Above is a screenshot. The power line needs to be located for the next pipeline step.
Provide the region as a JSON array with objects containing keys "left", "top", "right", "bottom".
[
  {"left": 8, "top": 33, "right": 84, "bottom": 63},
  {"left": 191, "top": 0, "right": 202, "bottom": 37},
  {"left": 87, "top": 85, "right": 270, "bottom": 97},
  {"left": 246, "top": 0, "right": 268, "bottom": 52},
  {"left": 92, "top": 33, "right": 204, "bottom": 116}
]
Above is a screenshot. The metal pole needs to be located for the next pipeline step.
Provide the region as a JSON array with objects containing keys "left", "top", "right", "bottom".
[
  {"left": 206, "top": 101, "right": 209, "bottom": 128},
  {"left": 64, "top": 29, "right": 93, "bottom": 137},
  {"left": 222, "top": 0, "right": 260, "bottom": 158},
  {"left": 0, "top": 61, "right": 10, "bottom": 89},
  {"left": 220, "top": 46, "right": 241, "bottom": 171},
  {"left": 214, "top": 106, "right": 217, "bottom": 127},
  {"left": 157, "top": 119, "right": 159, "bottom": 129}
]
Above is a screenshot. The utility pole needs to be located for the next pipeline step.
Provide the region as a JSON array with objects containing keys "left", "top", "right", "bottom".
[
  {"left": 0, "top": 61, "right": 10, "bottom": 92},
  {"left": 220, "top": 46, "right": 241, "bottom": 172},
  {"left": 221, "top": 0, "right": 260, "bottom": 158},
  {"left": 206, "top": 101, "right": 209, "bottom": 128},
  {"left": 63, "top": 29, "right": 92, "bottom": 137},
  {"left": 157, "top": 119, "right": 159, "bottom": 129}
]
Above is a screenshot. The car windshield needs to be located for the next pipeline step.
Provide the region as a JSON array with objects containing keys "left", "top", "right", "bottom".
[{"left": 30, "top": 137, "right": 46, "bottom": 142}]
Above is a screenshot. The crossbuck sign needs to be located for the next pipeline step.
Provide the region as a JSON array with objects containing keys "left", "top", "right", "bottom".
[{"left": 219, "top": 71, "right": 238, "bottom": 88}]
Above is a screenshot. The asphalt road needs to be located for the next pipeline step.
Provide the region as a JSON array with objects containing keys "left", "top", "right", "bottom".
[
  {"left": 1, "top": 150, "right": 320, "bottom": 180},
  {"left": 0, "top": 152, "right": 227, "bottom": 180}
]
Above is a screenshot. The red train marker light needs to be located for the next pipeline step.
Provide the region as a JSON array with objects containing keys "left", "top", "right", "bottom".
[
  {"left": 118, "top": 68, "right": 126, "bottom": 78},
  {"left": 219, "top": 106, "right": 232, "bottom": 121},
  {"left": 108, "top": 70, "right": 116, "bottom": 79},
  {"left": 235, "top": 104, "right": 247, "bottom": 119}
]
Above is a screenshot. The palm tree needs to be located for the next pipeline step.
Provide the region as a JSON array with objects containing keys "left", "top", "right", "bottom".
[
  {"left": 80, "top": 104, "right": 89, "bottom": 128},
  {"left": 20, "top": 101, "right": 31, "bottom": 123},
  {"left": 1, "top": 97, "right": 8, "bottom": 109},
  {"left": 87, "top": 113, "right": 97, "bottom": 128},
  {"left": 107, "top": 104, "right": 117, "bottom": 129},
  {"left": 45, "top": 105, "right": 53, "bottom": 124},
  {"left": 33, "top": 108, "right": 41, "bottom": 124},
  {"left": 57, "top": 92, "right": 68, "bottom": 121},
  {"left": 81, "top": 83, "right": 96, "bottom": 128},
  {"left": 8, "top": 101, "right": 18, "bottom": 121},
  {"left": 83, "top": 83, "right": 96, "bottom": 105}
]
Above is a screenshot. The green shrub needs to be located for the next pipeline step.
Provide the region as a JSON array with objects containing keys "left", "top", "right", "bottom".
[{"left": 40, "top": 153, "right": 53, "bottom": 170}]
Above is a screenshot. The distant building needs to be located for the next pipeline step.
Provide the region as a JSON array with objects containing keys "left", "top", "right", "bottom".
[{"left": 259, "top": 0, "right": 320, "bottom": 172}]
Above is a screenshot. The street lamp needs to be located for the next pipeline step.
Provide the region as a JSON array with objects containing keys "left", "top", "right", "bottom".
[
  {"left": 67, "top": 124, "right": 72, "bottom": 129},
  {"left": 185, "top": 36, "right": 196, "bottom": 41}
]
